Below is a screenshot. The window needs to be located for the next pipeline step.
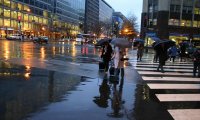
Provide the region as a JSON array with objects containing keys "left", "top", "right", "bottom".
[
  {"left": 168, "top": 19, "right": 180, "bottom": 26},
  {"left": 11, "top": 11, "right": 17, "bottom": 19},
  {"left": 4, "top": 9, "right": 10, "bottom": 18},
  {"left": 4, "top": 0, "right": 10, "bottom": 7}
]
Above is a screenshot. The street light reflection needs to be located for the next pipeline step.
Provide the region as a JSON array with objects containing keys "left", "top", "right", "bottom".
[
  {"left": 24, "top": 73, "right": 30, "bottom": 79},
  {"left": 40, "top": 47, "right": 46, "bottom": 60},
  {"left": 71, "top": 42, "right": 76, "bottom": 57},
  {"left": 3, "top": 42, "right": 10, "bottom": 60},
  {"left": 52, "top": 46, "right": 56, "bottom": 55},
  {"left": 25, "top": 65, "right": 31, "bottom": 71}
]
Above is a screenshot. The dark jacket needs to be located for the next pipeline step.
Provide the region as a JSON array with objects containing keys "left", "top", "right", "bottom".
[
  {"left": 193, "top": 50, "right": 200, "bottom": 62},
  {"left": 101, "top": 44, "right": 113, "bottom": 61},
  {"left": 156, "top": 46, "right": 168, "bottom": 65}
]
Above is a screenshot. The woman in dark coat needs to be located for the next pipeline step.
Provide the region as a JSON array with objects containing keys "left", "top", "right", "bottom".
[
  {"left": 101, "top": 42, "right": 113, "bottom": 73},
  {"left": 156, "top": 43, "right": 168, "bottom": 73}
]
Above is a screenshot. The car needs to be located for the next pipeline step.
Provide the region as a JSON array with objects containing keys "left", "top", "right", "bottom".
[
  {"left": 6, "top": 34, "right": 21, "bottom": 40},
  {"left": 33, "top": 36, "right": 48, "bottom": 44}
]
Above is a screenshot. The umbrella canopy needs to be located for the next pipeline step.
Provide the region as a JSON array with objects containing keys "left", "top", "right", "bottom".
[
  {"left": 111, "top": 38, "right": 131, "bottom": 48},
  {"left": 95, "top": 38, "right": 111, "bottom": 46},
  {"left": 153, "top": 40, "right": 175, "bottom": 50},
  {"left": 150, "top": 37, "right": 161, "bottom": 42},
  {"left": 134, "top": 38, "right": 145, "bottom": 43},
  {"left": 179, "top": 41, "right": 189, "bottom": 47}
]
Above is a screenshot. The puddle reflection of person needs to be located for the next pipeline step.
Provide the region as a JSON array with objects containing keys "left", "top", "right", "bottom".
[
  {"left": 108, "top": 79, "right": 125, "bottom": 118},
  {"left": 93, "top": 75, "right": 110, "bottom": 108}
]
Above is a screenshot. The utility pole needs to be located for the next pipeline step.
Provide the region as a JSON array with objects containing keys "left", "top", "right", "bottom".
[{"left": 18, "top": 16, "right": 22, "bottom": 41}]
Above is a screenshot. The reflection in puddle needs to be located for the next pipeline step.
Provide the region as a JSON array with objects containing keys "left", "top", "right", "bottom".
[{"left": 0, "top": 61, "right": 82, "bottom": 120}]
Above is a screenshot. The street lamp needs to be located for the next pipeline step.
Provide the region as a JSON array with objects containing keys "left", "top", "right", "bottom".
[
  {"left": 125, "top": 29, "right": 128, "bottom": 33},
  {"left": 124, "top": 29, "right": 129, "bottom": 38}
]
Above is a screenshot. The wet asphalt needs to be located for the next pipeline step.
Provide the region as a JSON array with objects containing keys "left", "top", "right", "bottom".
[{"left": 0, "top": 40, "right": 174, "bottom": 120}]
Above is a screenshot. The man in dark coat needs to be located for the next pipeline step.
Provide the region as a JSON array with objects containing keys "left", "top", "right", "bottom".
[
  {"left": 192, "top": 48, "right": 200, "bottom": 77},
  {"left": 155, "top": 43, "right": 168, "bottom": 73},
  {"left": 101, "top": 42, "right": 113, "bottom": 73}
]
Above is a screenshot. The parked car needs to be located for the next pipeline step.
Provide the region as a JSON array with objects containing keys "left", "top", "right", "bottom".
[
  {"left": 33, "top": 36, "right": 48, "bottom": 44},
  {"left": 6, "top": 34, "right": 21, "bottom": 40}
]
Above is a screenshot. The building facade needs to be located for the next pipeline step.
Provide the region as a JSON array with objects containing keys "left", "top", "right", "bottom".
[
  {"left": 0, "top": 0, "right": 53, "bottom": 38},
  {"left": 141, "top": 0, "right": 200, "bottom": 46},
  {"left": 112, "top": 12, "right": 126, "bottom": 37},
  {"left": 0, "top": 0, "right": 114, "bottom": 40},
  {"left": 99, "top": 0, "right": 113, "bottom": 37},
  {"left": 53, "top": 0, "right": 85, "bottom": 39},
  {"left": 0, "top": 0, "right": 85, "bottom": 39},
  {"left": 84, "top": 0, "right": 99, "bottom": 34}
]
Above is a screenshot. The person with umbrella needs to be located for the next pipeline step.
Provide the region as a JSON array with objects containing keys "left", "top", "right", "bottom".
[
  {"left": 168, "top": 45, "right": 178, "bottom": 62},
  {"left": 137, "top": 42, "right": 144, "bottom": 61},
  {"left": 179, "top": 41, "right": 187, "bottom": 62},
  {"left": 155, "top": 43, "right": 169, "bottom": 73},
  {"left": 101, "top": 42, "right": 113, "bottom": 73},
  {"left": 192, "top": 48, "right": 200, "bottom": 77},
  {"left": 112, "top": 45, "right": 125, "bottom": 80}
]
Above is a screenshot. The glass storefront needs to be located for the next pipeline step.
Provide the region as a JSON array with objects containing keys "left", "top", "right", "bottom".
[{"left": 0, "top": 0, "right": 86, "bottom": 39}]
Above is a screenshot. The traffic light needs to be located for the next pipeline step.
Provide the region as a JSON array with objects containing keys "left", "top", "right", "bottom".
[{"left": 18, "top": 16, "right": 21, "bottom": 22}]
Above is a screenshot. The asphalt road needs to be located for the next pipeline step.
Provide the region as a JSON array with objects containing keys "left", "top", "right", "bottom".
[{"left": 0, "top": 40, "right": 173, "bottom": 120}]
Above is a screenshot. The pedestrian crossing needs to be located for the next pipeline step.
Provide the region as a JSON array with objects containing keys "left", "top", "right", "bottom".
[{"left": 130, "top": 54, "right": 200, "bottom": 120}]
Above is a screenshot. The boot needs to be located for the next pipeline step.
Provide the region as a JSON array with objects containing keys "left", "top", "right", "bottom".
[
  {"left": 161, "top": 66, "right": 164, "bottom": 73},
  {"left": 157, "top": 65, "right": 160, "bottom": 71},
  {"left": 120, "top": 68, "right": 124, "bottom": 80}
]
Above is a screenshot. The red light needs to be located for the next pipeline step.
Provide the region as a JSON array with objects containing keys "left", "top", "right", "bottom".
[{"left": 18, "top": 16, "right": 21, "bottom": 20}]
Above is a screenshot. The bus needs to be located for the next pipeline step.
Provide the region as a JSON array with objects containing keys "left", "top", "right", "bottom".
[{"left": 75, "top": 33, "right": 95, "bottom": 43}]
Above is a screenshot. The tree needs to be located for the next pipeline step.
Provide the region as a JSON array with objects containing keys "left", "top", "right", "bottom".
[
  {"left": 121, "top": 13, "right": 139, "bottom": 39},
  {"left": 90, "top": 21, "right": 112, "bottom": 38}
]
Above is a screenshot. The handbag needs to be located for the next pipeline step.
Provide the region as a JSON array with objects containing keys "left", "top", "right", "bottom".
[{"left": 120, "top": 56, "right": 129, "bottom": 61}]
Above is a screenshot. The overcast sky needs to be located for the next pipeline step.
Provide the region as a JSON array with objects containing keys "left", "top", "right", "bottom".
[{"left": 105, "top": 0, "right": 143, "bottom": 29}]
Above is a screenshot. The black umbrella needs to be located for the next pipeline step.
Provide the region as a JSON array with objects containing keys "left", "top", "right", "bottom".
[
  {"left": 153, "top": 40, "right": 175, "bottom": 50},
  {"left": 111, "top": 38, "right": 131, "bottom": 48},
  {"left": 95, "top": 38, "right": 111, "bottom": 46},
  {"left": 134, "top": 38, "right": 145, "bottom": 43}
]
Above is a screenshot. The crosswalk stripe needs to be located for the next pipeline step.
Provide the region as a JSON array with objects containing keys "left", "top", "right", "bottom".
[
  {"left": 131, "top": 53, "right": 199, "bottom": 120},
  {"left": 136, "top": 67, "right": 192, "bottom": 72},
  {"left": 147, "top": 83, "right": 200, "bottom": 89},
  {"left": 142, "top": 77, "right": 200, "bottom": 82},
  {"left": 138, "top": 71, "right": 192, "bottom": 76},
  {"left": 134, "top": 64, "right": 193, "bottom": 69},
  {"left": 156, "top": 94, "right": 200, "bottom": 102},
  {"left": 168, "top": 109, "right": 200, "bottom": 120}
]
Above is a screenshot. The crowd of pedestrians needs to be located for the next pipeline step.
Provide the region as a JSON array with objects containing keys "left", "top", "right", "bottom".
[
  {"left": 151, "top": 41, "right": 200, "bottom": 77},
  {"left": 100, "top": 39, "right": 200, "bottom": 82}
]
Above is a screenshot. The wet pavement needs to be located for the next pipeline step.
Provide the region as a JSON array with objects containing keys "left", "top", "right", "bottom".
[{"left": 0, "top": 40, "right": 194, "bottom": 120}]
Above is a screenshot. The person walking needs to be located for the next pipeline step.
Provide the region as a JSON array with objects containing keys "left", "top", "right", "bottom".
[
  {"left": 156, "top": 43, "right": 168, "bottom": 73},
  {"left": 137, "top": 43, "right": 144, "bottom": 61},
  {"left": 112, "top": 46, "right": 125, "bottom": 80},
  {"left": 179, "top": 42, "right": 187, "bottom": 62},
  {"left": 192, "top": 48, "right": 200, "bottom": 77},
  {"left": 168, "top": 45, "right": 178, "bottom": 62},
  {"left": 101, "top": 42, "right": 113, "bottom": 74}
]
